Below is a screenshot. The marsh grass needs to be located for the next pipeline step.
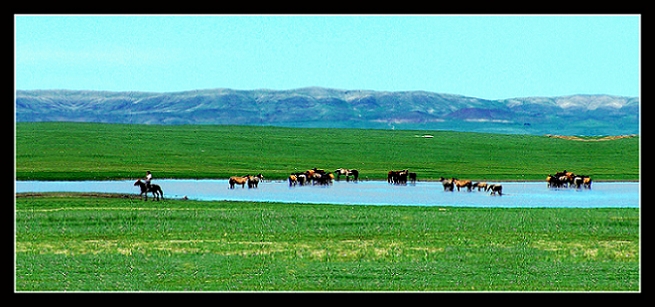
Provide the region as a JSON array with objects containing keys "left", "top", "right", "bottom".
[{"left": 15, "top": 194, "right": 639, "bottom": 291}]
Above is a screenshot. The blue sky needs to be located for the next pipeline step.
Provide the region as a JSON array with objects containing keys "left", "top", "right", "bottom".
[{"left": 14, "top": 14, "right": 640, "bottom": 100}]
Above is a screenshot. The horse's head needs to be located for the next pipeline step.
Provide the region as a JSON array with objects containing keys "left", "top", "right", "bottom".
[{"left": 134, "top": 180, "right": 142, "bottom": 186}]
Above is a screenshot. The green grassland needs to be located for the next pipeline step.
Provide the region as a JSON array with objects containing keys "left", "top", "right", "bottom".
[
  {"left": 14, "top": 122, "right": 640, "bottom": 292},
  {"left": 15, "top": 122, "right": 639, "bottom": 181},
  {"left": 15, "top": 194, "right": 639, "bottom": 292}
]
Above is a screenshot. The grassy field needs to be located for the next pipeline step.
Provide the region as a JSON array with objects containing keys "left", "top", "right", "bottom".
[
  {"left": 14, "top": 122, "right": 640, "bottom": 292},
  {"left": 15, "top": 122, "right": 640, "bottom": 181},
  {"left": 15, "top": 194, "right": 639, "bottom": 292}
]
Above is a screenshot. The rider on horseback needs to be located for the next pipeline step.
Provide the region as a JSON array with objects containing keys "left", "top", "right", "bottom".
[{"left": 145, "top": 171, "right": 152, "bottom": 190}]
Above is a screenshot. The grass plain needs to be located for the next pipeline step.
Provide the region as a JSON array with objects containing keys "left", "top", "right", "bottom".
[
  {"left": 14, "top": 122, "right": 640, "bottom": 292},
  {"left": 15, "top": 194, "right": 639, "bottom": 292},
  {"left": 15, "top": 122, "right": 639, "bottom": 181}
]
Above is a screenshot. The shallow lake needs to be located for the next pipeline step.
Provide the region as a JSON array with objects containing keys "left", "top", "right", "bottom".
[{"left": 15, "top": 179, "right": 639, "bottom": 208}]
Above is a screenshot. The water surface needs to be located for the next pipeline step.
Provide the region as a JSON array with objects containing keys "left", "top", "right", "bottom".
[{"left": 15, "top": 180, "right": 639, "bottom": 208}]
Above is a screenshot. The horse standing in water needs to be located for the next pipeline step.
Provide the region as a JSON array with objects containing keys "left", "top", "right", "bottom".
[
  {"left": 334, "top": 168, "right": 359, "bottom": 182},
  {"left": 488, "top": 184, "right": 503, "bottom": 196},
  {"left": 247, "top": 174, "right": 264, "bottom": 188},
  {"left": 134, "top": 179, "right": 164, "bottom": 201},
  {"left": 439, "top": 177, "right": 455, "bottom": 191},
  {"left": 229, "top": 175, "right": 249, "bottom": 189},
  {"left": 453, "top": 178, "right": 473, "bottom": 192}
]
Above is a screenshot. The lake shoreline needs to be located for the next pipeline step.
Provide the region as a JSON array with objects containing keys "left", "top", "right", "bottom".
[{"left": 14, "top": 178, "right": 640, "bottom": 183}]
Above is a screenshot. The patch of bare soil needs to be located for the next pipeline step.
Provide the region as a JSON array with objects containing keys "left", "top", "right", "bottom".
[
  {"left": 545, "top": 134, "right": 637, "bottom": 141},
  {"left": 15, "top": 192, "right": 137, "bottom": 199}
]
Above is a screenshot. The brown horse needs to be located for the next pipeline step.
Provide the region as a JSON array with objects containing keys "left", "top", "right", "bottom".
[
  {"left": 288, "top": 174, "right": 298, "bottom": 187},
  {"left": 453, "top": 179, "right": 473, "bottom": 192},
  {"left": 247, "top": 174, "right": 264, "bottom": 188},
  {"left": 472, "top": 182, "right": 488, "bottom": 191},
  {"left": 228, "top": 175, "right": 249, "bottom": 189},
  {"left": 134, "top": 179, "right": 164, "bottom": 201},
  {"left": 583, "top": 176, "right": 592, "bottom": 189}
]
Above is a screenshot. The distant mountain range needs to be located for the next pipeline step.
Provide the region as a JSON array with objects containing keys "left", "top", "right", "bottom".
[{"left": 15, "top": 87, "right": 639, "bottom": 135}]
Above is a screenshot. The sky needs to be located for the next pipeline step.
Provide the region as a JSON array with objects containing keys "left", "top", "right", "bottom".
[{"left": 14, "top": 14, "right": 640, "bottom": 100}]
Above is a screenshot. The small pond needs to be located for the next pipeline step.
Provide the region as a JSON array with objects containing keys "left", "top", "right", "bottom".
[{"left": 15, "top": 180, "right": 639, "bottom": 208}]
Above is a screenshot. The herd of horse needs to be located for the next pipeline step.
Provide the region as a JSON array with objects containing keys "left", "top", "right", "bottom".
[
  {"left": 387, "top": 170, "right": 417, "bottom": 185},
  {"left": 546, "top": 170, "right": 592, "bottom": 189},
  {"left": 288, "top": 168, "right": 358, "bottom": 187},
  {"left": 133, "top": 168, "right": 592, "bottom": 201},
  {"left": 438, "top": 177, "right": 503, "bottom": 195},
  {"left": 228, "top": 173, "right": 264, "bottom": 189}
]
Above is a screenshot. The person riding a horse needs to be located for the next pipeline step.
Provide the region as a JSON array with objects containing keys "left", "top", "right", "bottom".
[{"left": 145, "top": 171, "right": 153, "bottom": 190}]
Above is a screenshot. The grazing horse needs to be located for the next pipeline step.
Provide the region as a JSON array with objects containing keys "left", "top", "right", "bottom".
[
  {"left": 247, "top": 174, "right": 264, "bottom": 189},
  {"left": 335, "top": 168, "right": 359, "bottom": 182},
  {"left": 488, "top": 184, "right": 503, "bottom": 196},
  {"left": 439, "top": 177, "right": 454, "bottom": 191},
  {"left": 228, "top": 175, "right": 249, "bottom": 189},
  {"left": 134, "top": 179, "right": 164, "bottom": 201},
  {"left": 453, "top": 178, "right": 473, "bottom": 192}
]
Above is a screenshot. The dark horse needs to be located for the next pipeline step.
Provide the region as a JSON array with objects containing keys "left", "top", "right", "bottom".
[
  {"left": 134, "top": 179, "right": 164, "bottom": 201},
  {"left": 334, "top": 168, "right": 359, "bottom": 182}
]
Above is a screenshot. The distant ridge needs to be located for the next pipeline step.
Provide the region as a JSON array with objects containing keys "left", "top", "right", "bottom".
[{"left": 15, "top": 87, "right": 639, "bottom": 135}]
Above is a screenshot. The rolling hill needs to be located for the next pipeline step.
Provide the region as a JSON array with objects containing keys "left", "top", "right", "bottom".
[{"left": 15, "top": 87, "right": 639, "bottom": 135}]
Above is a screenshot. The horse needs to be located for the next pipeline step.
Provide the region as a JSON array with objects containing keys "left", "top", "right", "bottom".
[
  {"left": 409, "top": 172, "right": 417, "bottom": 185},
  {"left": 554, "top": 170, "right": 575, "bottom": 188},
  {"left": 573, "top": 175, "right": 592, "bottom": 189},
  {"left": 304, "top": 168, "right": 326, "bottom": 185},
  {"left": 288, "top": 174, "right": 298, "bottom": 187},
  {"left": 547, "top": 174, "right": 564, "bottom": 188},
  {"left": 472, "top": 182, "right": 488, "bottom": 191},
  {"left": 453, "top": 178, "right": 473, "bottom": 192},
  {"left": 583, "top": 176, "right": 592, "bottom": 189},
  {"left": 488, "top": 184, "right": 503, "bottom": 196},
  {"left": 228, "top": 175, "right": 249, "bottom": 189},
  {"left": 295, "top": 173, "right": 307, "bottom": 186},
  {"left": 335, "top": 168, "right": 359, "bottom": 182},
  {"left": 313, "top": 172, "right": 334, "bottom": 185},
  {"left": 247, "top": 173, "right": 264, "bottom": 189},
  {"left": 134, "top": 179, "right": 164, "bottom": 201},
  {"left": 439, "top": 177, "right": 454, "bottom": 191}
]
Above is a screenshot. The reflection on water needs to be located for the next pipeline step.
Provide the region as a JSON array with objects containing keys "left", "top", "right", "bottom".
[{"left": 15, "top": 180, "right": 639, "bottom": 208}]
